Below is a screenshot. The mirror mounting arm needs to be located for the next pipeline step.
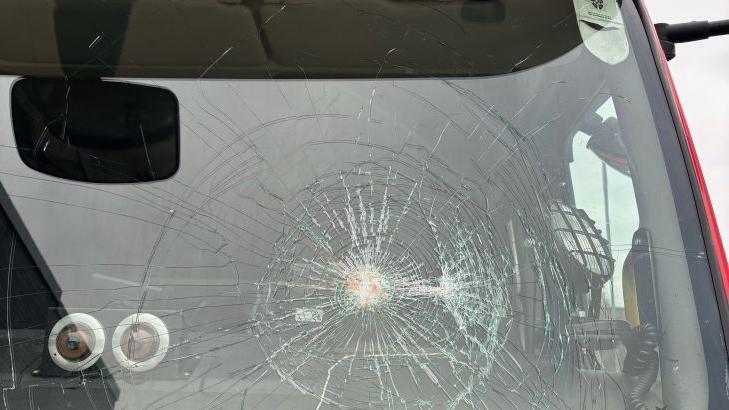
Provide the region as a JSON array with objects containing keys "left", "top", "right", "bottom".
[{"left": 655, "top": 20, "right": 729, "bottom": 61}]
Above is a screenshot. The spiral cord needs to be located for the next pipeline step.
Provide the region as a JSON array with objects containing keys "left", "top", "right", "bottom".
[{"left": 623, "top": 323, "right": 660, "bottom": 410}]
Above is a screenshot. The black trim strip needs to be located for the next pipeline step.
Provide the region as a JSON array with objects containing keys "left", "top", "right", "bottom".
[{"left": 632, "top": 0, "right": 729, "bottom": 354}]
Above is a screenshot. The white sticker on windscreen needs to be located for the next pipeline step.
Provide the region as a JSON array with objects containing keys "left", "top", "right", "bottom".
[
  {"left": 574, "top": 0, "right": 630, "bottom": 65},
  {"left": 580, "top": 0, "right": 619, "bottom": 25}
]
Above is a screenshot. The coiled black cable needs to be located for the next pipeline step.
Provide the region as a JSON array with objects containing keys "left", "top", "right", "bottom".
[{"left": 623, "top": 323, "right": 659, "bottom": 410}]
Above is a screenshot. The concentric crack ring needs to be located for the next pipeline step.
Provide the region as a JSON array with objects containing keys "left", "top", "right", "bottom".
[{"left": 257, "top": 160, "right": 513, "bottom": 407}]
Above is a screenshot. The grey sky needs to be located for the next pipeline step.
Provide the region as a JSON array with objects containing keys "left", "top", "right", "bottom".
[{"left": 644, "top": 0, "right": 729, "bottom": 241}]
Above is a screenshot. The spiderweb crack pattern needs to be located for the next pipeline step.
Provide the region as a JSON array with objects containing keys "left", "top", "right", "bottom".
[{"left": 256, "top": 151, "right": 520, "bottom": 407}]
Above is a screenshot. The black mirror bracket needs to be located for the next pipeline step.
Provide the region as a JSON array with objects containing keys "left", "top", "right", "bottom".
[{"left": 655, "top": 19, "right": 729, "bottom": 61}]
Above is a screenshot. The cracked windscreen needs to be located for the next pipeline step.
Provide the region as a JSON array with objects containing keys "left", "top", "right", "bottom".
[{"left": 0, "top": 0, "right": 727, "bottom": 408}]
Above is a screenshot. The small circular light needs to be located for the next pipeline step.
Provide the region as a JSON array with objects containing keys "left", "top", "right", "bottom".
[
  {"left": 48, "top": 313, "right": 105, "bottom": 371},
  {"left": 112, "top": 313, "right": 169, "bottom": 372}
]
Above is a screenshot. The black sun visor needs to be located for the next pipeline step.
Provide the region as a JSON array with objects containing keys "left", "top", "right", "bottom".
[{"left": 0, "top": 0, "right": 582, "bottom": 79}]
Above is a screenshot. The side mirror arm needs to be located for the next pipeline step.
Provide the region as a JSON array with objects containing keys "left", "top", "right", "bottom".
[{"left": 655, "top": 20, "right": 729, "bottom": 60}]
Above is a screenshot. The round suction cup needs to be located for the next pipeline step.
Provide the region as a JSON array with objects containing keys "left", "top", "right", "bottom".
[
  {"left": 48, "top": 313, "right": 105, "bottom": 371},
  {"left": 112, "top": 313, "right": 169, "bottom": 372}
]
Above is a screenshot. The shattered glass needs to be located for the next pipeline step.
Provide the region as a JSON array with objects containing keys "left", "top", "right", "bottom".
[{"left": 0, "top": 0, "right": 726, "bottom": 409}]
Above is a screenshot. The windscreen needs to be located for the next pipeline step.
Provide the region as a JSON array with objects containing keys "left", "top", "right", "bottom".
[{"left": 0, "top": 0, "right": 726, "bottom": 409}]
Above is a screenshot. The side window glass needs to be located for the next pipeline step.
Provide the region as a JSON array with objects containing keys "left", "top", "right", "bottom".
[{"left": 569, "top": 97, "right": 639, "bottom": 318}]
